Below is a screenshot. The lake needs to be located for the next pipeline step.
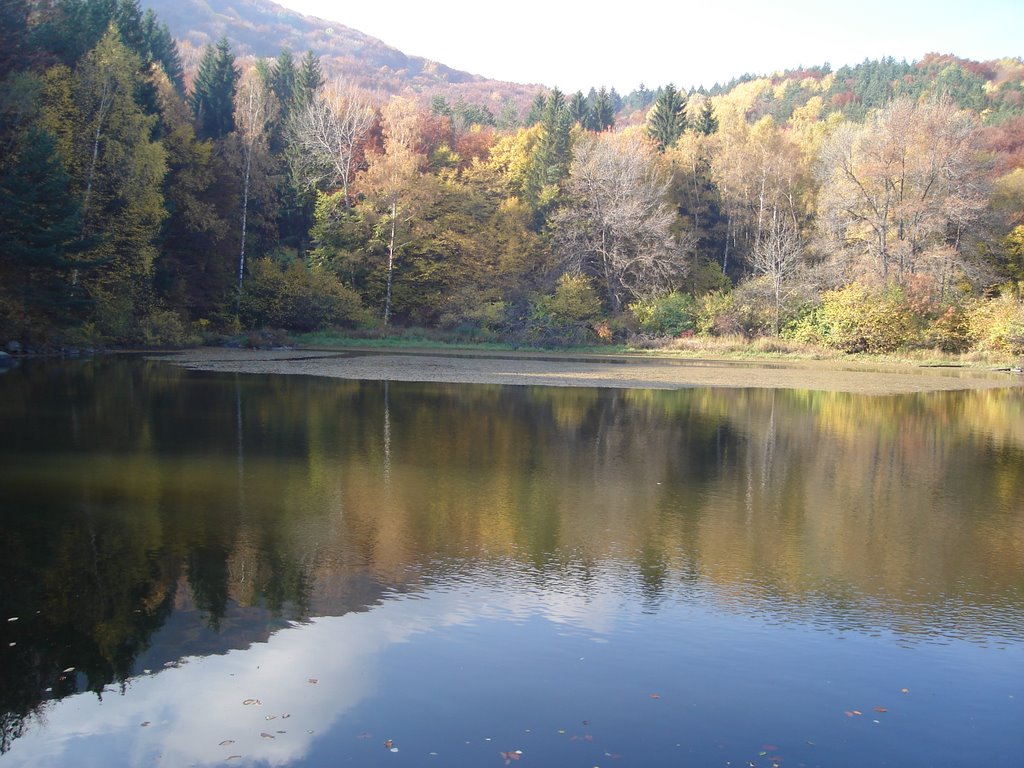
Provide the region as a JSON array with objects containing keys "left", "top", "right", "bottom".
[{"left": 0, "top": 356, "right": 1022, "bottom": 767}]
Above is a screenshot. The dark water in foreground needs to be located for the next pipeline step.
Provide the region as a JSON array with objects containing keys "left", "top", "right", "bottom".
[{"left": 0, "top": 357, "right": 1022, "bottom": 767}]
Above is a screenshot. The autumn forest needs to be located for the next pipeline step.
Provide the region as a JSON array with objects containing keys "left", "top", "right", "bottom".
[{"left": 2, "top": 0, "right": 1024, "bottom": 355}]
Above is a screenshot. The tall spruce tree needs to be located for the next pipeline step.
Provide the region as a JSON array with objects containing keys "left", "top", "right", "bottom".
[
  {"left": 0, "top": 127, "right": 88, "bottom": 326},
  {"left": 692, "top": 98, "right": 718, "bottom": 135},
  {"left": 587, "top": 87, "right": 615, "bottom": 131},
  {"left": 294, "top": 50, "right": 323, "bottom": 109},
  {"left": 647, "top": 83, "right": 687, "bottom": 151},
  {"left": 190, "top": 37, "right": 239, "bottom": 140},
  {"left": 141, "top": 9, "right": 184, "bottom": 94},
  {"left": 568, "top": 91, "right": 587, "bottom": 125}
]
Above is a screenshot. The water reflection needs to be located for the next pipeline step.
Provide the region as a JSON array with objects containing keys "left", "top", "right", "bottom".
[{"left": 0, "top": 358, "right": 1022, "bottom": 763}]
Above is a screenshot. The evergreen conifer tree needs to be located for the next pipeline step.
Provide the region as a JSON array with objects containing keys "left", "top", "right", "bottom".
[
  {"left": 294, "top": 50, "right": 323, "bottom": 109},
  {"left": 647, "top": 83, "right": 687, "bottom": 151},
  {"left": 190, "top": 37, "right": 239, "bottom": 140}
]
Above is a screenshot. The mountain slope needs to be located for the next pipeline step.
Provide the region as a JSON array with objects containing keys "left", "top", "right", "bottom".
[{"left": 140, "top": 0, "right": 539, "bottom": 101}]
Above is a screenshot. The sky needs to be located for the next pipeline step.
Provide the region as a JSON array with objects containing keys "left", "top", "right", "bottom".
[{"left": 275, "top": 0, "right": 1023, "bottom": 93}]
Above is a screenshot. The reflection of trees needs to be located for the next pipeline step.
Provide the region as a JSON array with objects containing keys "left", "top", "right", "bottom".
[{"left": 1, "top": 359, "right": 1023, "bottom": 752}]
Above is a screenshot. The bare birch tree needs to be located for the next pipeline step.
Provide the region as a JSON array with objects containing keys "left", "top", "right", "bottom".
[
  {"left": 286, "top": 83, "right": 374, "bottom": 207},
  {"left": 750, "top": 207, "right": 803, "bottom": 335},
  {"left": 553, "top": 131, "right": 691, "bottom": 312},
  {"left": 233, "top": 70, "right": 273, "bottom": 303},
  {"left": 817, "top": 97, "right": 988, "bottom": 288}
]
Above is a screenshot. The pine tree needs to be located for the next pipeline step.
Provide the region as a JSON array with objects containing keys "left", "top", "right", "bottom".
[
  {"left": 0, "top": 127, "right": 88, "bottom": 323},
  {"left": 568, "top": 91, "right": 587, "bottom": 126},
  {"left": 692, "top": 98, "right": 718, "bottom": 135},
  {"left": 294, "top": 50, "right": 323, "bottom": 109},
  {"left": 525, "top": 92, "right": 547, "bottom": 125},
  {"left": 141, "top": 9, "right": 185, "bottom": 94},
  {"left": 647, "top": 83, "right": 687, "bottom": 151},
  {"left": 271, "top": 48, "right": 296, "bottom": 113},
  {"left": 589, "top": 87, "right": 615, "bottom": 132},
  {"left": 190, "top": 37, "right": 239, "bottom": 140},
  {"left": 0, "top": 0, "right": 30, "bottom": 79},
  {"left": 527, "top": 87, "right": 572, "bottom": 205}
]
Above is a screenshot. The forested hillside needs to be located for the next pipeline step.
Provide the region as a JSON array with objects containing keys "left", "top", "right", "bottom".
[{"left": 1, "top": 0, "right": 1023, "bottom": 356}]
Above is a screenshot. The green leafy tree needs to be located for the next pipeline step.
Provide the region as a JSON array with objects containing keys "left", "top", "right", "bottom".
[
  {"left": 45, "top": 27, "right": 167, "bottom": 338},
  {"left": 647, "top": 83, "right": 687, "bottom": 151}
]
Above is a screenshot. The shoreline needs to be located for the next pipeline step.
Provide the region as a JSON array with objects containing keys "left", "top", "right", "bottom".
[{"left": 153, "top": 347, "right": 1024, "bottom": 395}]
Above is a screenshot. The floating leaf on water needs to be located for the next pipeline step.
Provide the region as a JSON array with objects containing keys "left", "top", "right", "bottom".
[
  {"left": 219, "top": 740, "right": 235, "bottom": 746},
  {"left": 63, "top": 667, "right": 75, "bottom": 673},
  {"left": 260, "top": 732, "right": 274, "bottom": 739}
]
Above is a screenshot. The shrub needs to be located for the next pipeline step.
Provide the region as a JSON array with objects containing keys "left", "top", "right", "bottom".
[
  {"left": 524, "top": 274, "right": 603, "bottom": 347},
  {"left": 240, "top": 258, "right": 368, "bottom": 332},
  {"left": 540, "top": 274, "right": 602, "bottom": 324},
  {"left": 630, "top": 291, "right": 697, "bottom": 336},
  {"left": 695, "top": 290, "right": 741, "bottom": 336},
  {"left": 140, "top": 309, "right": 199, "bottom": 348},
  {"left": 811, "top": 282, "right": 915, "bottom": 353},
  {"left": 966, "top": 292, "right": 1024, "bottom": 354}
]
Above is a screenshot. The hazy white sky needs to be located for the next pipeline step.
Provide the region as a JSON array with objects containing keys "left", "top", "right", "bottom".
[{"left": 275, "top": 0, "right": 1022, "bottom": 92}]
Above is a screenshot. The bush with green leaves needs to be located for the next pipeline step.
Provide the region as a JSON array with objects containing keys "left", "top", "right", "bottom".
[
  {"left": 525, "top": 274, "right": 603, "bottom": 346},
  {"left": 791, "top": 282, "right": 915, "bottom": 353},
  {"left": 140, "top": 309, "right": 200, "bottom": 347},
  {"left": 240, "top": 258, "right": 368, "bottom": 332},
  {"left": 630, "top": 291, "right": 697, "bottom": 336},
  {"left": 966, "top": 292, "right": 1024, "bottom": 354}
]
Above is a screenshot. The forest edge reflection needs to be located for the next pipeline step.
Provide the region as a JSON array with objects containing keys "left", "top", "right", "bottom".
[{"left": 1, "top": 358, "right": 1022, "bottom": 756}]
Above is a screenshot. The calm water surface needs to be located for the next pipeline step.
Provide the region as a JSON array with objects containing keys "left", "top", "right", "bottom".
[{"left": 0, "top": 358, "right": 1022, "bottom": 767}]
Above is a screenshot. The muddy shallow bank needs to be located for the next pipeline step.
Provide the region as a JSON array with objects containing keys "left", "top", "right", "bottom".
[{"left": 154, "top": 347, "right": 1023, "bottom": 395}]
